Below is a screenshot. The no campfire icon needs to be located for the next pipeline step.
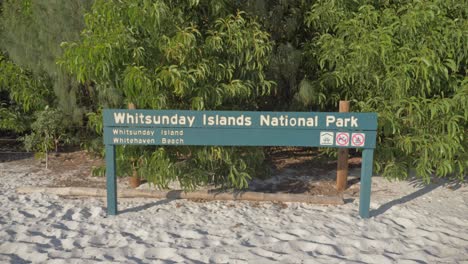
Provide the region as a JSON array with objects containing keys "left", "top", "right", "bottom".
[{"left": 351, "top": 133, "right": 366, "bottom": 147}]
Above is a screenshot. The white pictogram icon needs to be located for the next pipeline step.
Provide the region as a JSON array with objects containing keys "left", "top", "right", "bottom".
[
  {"left": 351, "top": 133, "right": 365, "bottom": 147},
  {"left": 335, "top": 132, "right": 350, "bottom": 146},
  {"left": 320, "top": 132, "right": 334, "bottom": 146}
]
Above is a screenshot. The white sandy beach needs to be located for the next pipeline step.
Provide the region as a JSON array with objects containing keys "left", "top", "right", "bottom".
[{"left": 1, "top": 158, "right": 467, "bottom": 264}]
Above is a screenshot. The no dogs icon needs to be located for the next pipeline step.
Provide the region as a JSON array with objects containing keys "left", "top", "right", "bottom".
[
  {"left": 351, "top": 133, "right": 365, "bottom": 147},
  {"left": 335, "top": 132, "right": 350, "bottom": 146}
]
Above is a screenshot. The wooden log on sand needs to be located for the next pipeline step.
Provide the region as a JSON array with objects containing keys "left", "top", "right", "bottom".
[{"left": 16, "top": 187, "right": 344, "bottom": 205}]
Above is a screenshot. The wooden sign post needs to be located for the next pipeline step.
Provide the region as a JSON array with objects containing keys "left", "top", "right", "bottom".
[
  {"left": 103, "top": 109, "right": 377, "bottom": 218},
  {"left": 336, "top": 101, "right": 350, "bottom": 191}
]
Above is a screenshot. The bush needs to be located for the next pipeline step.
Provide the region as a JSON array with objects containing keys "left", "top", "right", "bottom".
[
  {"left": 300, "top": 0, "right": 467, "bottom": 181},
  {"left": 59, "top": 1, "right": 274, "bottom": 189},
  {"left": 23, "top": 107, "right": 70, "bottom": 168}
]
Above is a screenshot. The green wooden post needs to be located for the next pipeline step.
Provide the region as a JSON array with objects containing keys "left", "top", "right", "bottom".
[
  {"left": 106, "top": 144, "right": 117, "bottom": 215},
  {"left": 359, "top": 148, "right": 374, "bottom": 218}
]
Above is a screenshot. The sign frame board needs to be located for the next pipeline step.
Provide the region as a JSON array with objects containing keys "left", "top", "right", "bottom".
[{"left": 103, "top": 109, "right": 377, "bottom": 218}]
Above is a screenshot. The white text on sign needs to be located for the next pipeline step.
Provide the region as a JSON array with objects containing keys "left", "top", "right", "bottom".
[{"left": 326, "top": 116, "right": 358, "bottom": 127}]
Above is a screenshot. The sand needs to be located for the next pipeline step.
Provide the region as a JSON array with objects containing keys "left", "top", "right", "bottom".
[{"left": 1, "top": 159, "right": 467, "bottom": 263}]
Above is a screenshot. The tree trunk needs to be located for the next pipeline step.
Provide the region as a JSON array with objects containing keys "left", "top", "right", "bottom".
[{"left": 129, "top": 169, "right": 141, "bottom": 188}]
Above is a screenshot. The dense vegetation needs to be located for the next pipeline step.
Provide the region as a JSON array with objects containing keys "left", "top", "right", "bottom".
[
  {"left": 1, "top": 0, "right": 466, "bottom": 188},
  {"left": 301, "top": 0, "right": 468, "bottom": 181}
]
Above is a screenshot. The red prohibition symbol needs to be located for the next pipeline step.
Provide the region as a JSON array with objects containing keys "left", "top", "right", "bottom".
[
  {"left": 351, "top": 133, "right": 365, "bottom": 147},
  {"left": 335, "top": 132, "right": 349, "bottom": 146}
]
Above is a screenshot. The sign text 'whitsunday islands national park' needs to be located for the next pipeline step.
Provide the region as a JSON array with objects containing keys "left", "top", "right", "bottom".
[
  {"left": 110, "top": 111, "right": 360, "bottom": 128},
  {"left": 103, "top": 110, "right": 377, "bottom": 148}
]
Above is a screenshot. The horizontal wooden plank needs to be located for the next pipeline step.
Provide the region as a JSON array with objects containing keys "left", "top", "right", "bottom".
[{"left": 16, "top": 187, "right": 344, "bottom": 205}]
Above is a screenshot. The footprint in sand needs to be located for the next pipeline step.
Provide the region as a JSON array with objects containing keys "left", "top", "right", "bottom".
[
  {"left": 179, "top": 229, "right": 205, "bottom": 239},
  {"left": 288, "top": 240, "right": 318, "bottom": 252},
  {"left": 179, "top": 248, "right": 208, "bottom": 263},
  {"left": 267, "top": 241, "right": 293, "bottom": 254},
  {"left": 286, "top": 228, "right": 312, "bottom": 238},
  {"left": 89, "top": 206, "right": 104, "bottom": 217},
  {"left": 0, "top": 242, "right": 48, "bottom": 263},
  {"left": 61, "top": 237, "right": 75, "bottom": 250},
  {"left": 209, "top": 253, "right": 230, "bottom": 263},
  {"left": 144, "top": 247, "right": 178, "bottom": 260},
  {"left": 249, "top": 247, "right": 283, "bottom": 261},
  {"left": 272, "top": 232, "right": 299, "bottom": 241},
  {"left": 394, "top": 217, "right": 417, "bottom": 229},
  {"left": 62, "top": 220, "right": 80, "bottom": 230}
]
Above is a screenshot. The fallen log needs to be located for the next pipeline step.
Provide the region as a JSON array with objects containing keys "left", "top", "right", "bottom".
[{"left": 16, "top": 187, "right": 344, "bottom": 205}]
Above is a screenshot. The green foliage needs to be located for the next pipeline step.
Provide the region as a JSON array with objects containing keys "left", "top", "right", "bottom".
[
  {"left": 59, "top": 0, "right": 274, "bottom": 189},
  {"left": 302, "top": 0, "right": 467, "bottom": 181},
  {"left": 0, "top": 0, "right": 93, "bottom": 122},
  {"left": 23, "top": 106, "right": 71, "bottom": 168},
  {"left": 0, "top": 53, "right": 53, "bottom": 132},
  {"left": 0, "top": 54, "right": 52, "bottom": 111},
  {"left": 78, "top": 108, "right": 105, "bottom": 156},
  {"left": 0, "top": 106, "right": 26, "bottom": 132},
  {"left": 241, "top": 0, "right": 317, "bottom": 110},
  {"left": 3, "top": 0, "right": 465, "bottom": 186},
  {"left": 59, "top": 1, "right": 273, "bottom": 110},
  {"left": 139, "top": 146, "right": 267, "bottom": 190}
]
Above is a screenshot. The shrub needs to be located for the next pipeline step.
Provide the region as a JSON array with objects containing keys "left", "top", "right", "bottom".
[{"left": 300, "top": 0, "right": 467, "bottom": 181}]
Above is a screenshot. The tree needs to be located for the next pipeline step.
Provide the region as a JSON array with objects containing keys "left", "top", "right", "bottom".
[
  {"left": 23, "top": 107, "right": 70, "bottom": 169},
  {"left": 241, "top": 0, "right": 318, "bottom": 110},
  {"left": 0, "top": 53, "right": 53, "bottom": 132},
  {"left": 0, "top": 0, "right": 93, "bottom": 122},
  {"left": 59, "top": 0, "right": 274, "bottom": 189},
  {"left": 301, "top": 0, "right": 467, "bottom": 181}
]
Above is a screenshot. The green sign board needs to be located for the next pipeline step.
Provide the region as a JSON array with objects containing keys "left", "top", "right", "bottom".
[
  {"left": 103, "top": 109, "right": 377, "bottom": 218},
  {"left": 103, "top": 110, "right": 377, "bottom": 148}
]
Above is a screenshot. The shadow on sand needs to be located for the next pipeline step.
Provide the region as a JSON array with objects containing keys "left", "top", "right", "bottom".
[
  {"left": 119, "top": 199, "right": 175, "bottom": 214},
  {"left": 370, "top": 177, "right": 465, "bottom": 217}
]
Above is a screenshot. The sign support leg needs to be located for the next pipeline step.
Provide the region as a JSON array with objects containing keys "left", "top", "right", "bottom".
[
  {"left": 359, "top": 148, "right": 374, "bottom": 218},
  {"left": 106, "top": 144, "right": 117, "bottom": 215}
]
